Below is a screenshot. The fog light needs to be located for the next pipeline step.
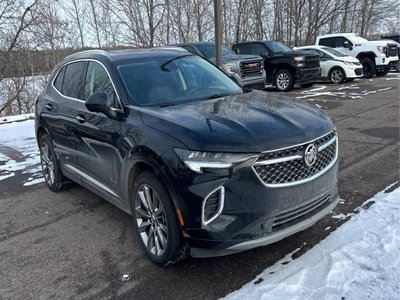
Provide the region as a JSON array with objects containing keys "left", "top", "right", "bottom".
[{"left": 202, "top": 186, "right": 225, "bottom": 227}]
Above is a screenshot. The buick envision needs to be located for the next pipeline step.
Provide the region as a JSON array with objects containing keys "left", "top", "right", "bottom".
[{"left": 35, "top": 49, "right": 339, "bottom": 266}]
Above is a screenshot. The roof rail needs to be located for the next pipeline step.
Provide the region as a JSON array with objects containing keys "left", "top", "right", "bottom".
[{"left": 65, "top": 49, "right": 109, "bottom": 60}]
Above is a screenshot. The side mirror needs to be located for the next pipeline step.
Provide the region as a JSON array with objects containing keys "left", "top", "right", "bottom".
[
  {"left": 85, "top": 91, "right": 118, "bottom": 119},
  {"left": 343, "top": 41, "right": 353, "bottom": 50},
  {"left": 234, "top": 48, "right": 240, "bottom": 54}
]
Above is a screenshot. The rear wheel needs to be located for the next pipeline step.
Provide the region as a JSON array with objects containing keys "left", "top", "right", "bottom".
[
  {"left": 39, "top": 134, "right": 71, "bottom": 192},
  {"left": 274, "top": 69, "right": 294, "bottom": 92},
  {"left": 375, "top": 68, "right": 390, "bottom": 76},
  {"left": 329, "top": 67, "right": 345, "bottom": 84},
  {"left": 132, "top": 171, "right": 184, "bottom": 267},
  {"left": 360, "top": 58, "right": 375, "bottom": 78}
]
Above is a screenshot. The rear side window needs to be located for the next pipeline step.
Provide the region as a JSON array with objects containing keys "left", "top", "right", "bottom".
[
  {"left": 252, "top": 44, "right": 268, "bottom": 56},
  {"left": 62, "top": 62, "right": 86, "bottom": 100},
  {"left": 53, "top": 66, "right": 66, "bottom": 92},
  {"left": 84, "top": 61, "right": 120, "bottom": 109},
  {"left": 319, "top": 38, "right": 334, "bottom": 48},
  {"left": 233, "top": 44, "right": 251, "bottom": 54}
]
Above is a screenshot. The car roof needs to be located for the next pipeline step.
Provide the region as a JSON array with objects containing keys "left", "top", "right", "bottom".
[
  {"left": 318, "top": 33, "right": 357, "bottom": 39},
  {"left": 63, "top": 48, "right": 191, "bottom": 64}
]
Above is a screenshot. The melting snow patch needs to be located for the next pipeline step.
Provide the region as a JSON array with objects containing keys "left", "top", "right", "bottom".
[{"left": 223, "top": 185, "right": 400, "bottom": 300}]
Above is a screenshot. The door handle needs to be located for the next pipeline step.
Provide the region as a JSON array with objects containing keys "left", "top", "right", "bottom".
[
  {"left": 75, "top": 114, "right": 86, "bottom": 123},
  {"left": 45, "top": 103, "right": 53, "bottom": 111}
]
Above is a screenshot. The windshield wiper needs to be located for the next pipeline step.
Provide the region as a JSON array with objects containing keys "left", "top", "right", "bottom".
[{"left": 205, "top": 93, "right": 237, "bottom": 100}]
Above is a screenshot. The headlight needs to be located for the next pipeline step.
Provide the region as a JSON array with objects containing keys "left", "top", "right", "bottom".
[
  {"left": 221, "top": 62, "right": 238, "bottom": 73},
  {"left": 174, "top": 148, "right": 255, "bottom": 173},
  {"left": 293, "top": 56, "right": 305, "bottom": 62},
  {"left": 377, "top": 46, "right": 387, "bottom": 54},
  {"left": 343, "top": 61, "right": 353, "bottom": 65}
]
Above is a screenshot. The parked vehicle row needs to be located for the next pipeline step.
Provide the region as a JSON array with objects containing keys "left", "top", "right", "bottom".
[{"left": 174, "top": 33, "right": 399, "bottom": 92}]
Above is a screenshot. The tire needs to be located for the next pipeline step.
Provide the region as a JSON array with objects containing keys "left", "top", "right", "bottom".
[
  {"left": 299, "top": 83, "right": 314, "bottom": 88},
  {"left": 132, "top": 171, "right": 184, "bottom": 267},
  {"left": 375, "top": 68, "right": 390, "bottom": 76},
  {"left": 329, "top": 67, "right": 345, "bottom": 84},
  {"left": 274, "top": 69, "right": 294, "bottom": 92},
  {"left": 360, "top": 58, "right": 375, "bottom": 78},
  {"left": 39, "top": 134, "right": 72, "bottom": 192}
]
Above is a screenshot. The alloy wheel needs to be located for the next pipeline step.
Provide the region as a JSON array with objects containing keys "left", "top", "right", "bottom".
[
  {"left": 41, "top": 141, "right": 55, "bottom": 186},
  {"left": 135, "top": 184, "right": 168, "bottom": 257},
  {"left": 331, "top": 69, "right": 343, "bottom": 83},
  {"left": 277, "top": 73, "right": 290, "bottom": 90}
]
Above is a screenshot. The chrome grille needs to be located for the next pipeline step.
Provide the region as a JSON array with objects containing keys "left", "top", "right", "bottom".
[
  {"left": 387, "top": 45, "right": 398, "bottom": 57},
  {"left": 240, "top": 60, "right": 263, "bottom": 77},
  {"left": 253, "top": 131, "right": 337, "bottom": 187},
  {"left": 272, "top": 193, "right": 330, "bottom": 229},
  {"left": 302, "top": 55, "right": 320, "bottom": 69}
]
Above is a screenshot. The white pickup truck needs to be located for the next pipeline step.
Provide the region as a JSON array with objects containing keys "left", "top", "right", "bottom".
[{"left": 315, "top": 33, "right": 399, "bottom": 78}]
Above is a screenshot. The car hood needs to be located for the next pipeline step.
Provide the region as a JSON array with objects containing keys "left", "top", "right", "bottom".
[
  {"left": 209, "top": 54, "right": 262, "bottom": 64},
  {"left": 272, "top": 50, "right": 317, "bottom": 59},
  {"left": 137, "top": 91, "right": 335, "bottom": 152},
  {"left": 336, "top": 56, "right": 360, "bottom": 63},
  {"left": 366, "top": 40, "right": 398, "bottom": 47}
]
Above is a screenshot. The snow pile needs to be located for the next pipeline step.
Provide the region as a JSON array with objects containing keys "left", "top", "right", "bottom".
[
  {"left": 224, "top": 185, "right": 400, "bottom": 300},
  {"left": 0, "top": 119, "right": 43, "bottom": 186},
  {"left": 0, "top": 113, "right": 35, "bottom": 124}
]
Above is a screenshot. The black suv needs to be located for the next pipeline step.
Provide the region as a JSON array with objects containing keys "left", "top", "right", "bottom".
[
  {"left": 232, "top": 41, "right": 321, "bottom": 92},
  {"left": 35, "top": 49, "right": 339, "bottom": 266},
  {"left": 174, "top": 42, "right": 266, "bottom": 89}
]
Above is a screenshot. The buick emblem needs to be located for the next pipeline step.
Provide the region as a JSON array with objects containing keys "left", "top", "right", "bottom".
[{"left": 304, "top": 144, "right": 317, "bottom": 167}]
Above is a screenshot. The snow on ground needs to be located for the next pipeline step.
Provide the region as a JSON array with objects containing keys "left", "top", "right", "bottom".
[
  {"left": 223, "top": 184, "right": 400, "bottom": 300},
  {"left": 0, "top": 113, "right": 35, "bottom": 124},
  {"left": 0, "top": 119, "right": 44, "bottom": 186}
]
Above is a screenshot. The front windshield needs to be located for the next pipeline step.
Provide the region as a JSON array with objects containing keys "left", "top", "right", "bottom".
[
  {"left": 322, "top": 47, "right": 347, "bottom": 57},
  {"left": 264, "top": 41, "right": 292, "bottom": 53},
  {"left": 118, "top": 55, "right": 242, "bottom": 106},
  {"left": 195, "top": 43, "right": 235, "bottom": 59}
]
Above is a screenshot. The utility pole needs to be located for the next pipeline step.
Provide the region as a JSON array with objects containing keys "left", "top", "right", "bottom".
[{"left": 214, "top": 0, "right": 223, "bottom": 67}]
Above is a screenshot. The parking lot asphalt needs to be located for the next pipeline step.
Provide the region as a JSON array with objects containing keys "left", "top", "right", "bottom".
[{"left": 0, "top": 74, "right": 399, "bottom": 300}]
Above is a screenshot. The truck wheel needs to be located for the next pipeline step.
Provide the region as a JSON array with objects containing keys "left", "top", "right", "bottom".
[
  {"left": 132, "top": 171, "right": 184, "bottom": 267},
  {"left": 274, "top": 69, "right": 294, "bottom": 92},
  {"left": 329, "top": 67, "right": 345, "bottom": 84},
  {"left": 375, "top": 68, "right": 390, "bottom": 76},
  {"left": 360, "top": 58, "right": 375, "bottom": 78},
  {"left": 39, "top": 134, "right": 72, "bottom": 192}
]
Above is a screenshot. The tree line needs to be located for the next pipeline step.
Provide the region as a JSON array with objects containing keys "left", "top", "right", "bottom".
[{"left": 0, "top": 0, "right": 398, "bottom": 116}]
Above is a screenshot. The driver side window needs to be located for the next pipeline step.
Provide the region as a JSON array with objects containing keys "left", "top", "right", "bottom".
[
  {"left": 252, "top": 44, "right": 268, "bottom": 56},
  {"left": 84, "top": 61, "right": 120, "bottom": 109}
]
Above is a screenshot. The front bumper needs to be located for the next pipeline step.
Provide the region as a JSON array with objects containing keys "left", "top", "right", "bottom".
[
  {"left": 163, "top": 137, "right": 339, "bottom": 258},
  {"left": 344, "top": 67, "right": 363, "bottom": 78},
  {"left": 375, "top": 55, "right": 399, "bottom": 69}
]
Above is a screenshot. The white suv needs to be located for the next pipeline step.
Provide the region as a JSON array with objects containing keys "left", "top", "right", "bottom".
[{"left": 315, "top": 33, "right": 399, "bottom": 78}]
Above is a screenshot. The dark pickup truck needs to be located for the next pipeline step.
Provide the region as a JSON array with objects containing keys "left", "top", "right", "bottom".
[{"left": 232, "top": 41, "right": 321, "bottom": 92}]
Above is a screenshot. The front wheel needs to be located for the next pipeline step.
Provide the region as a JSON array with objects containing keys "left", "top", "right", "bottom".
[
  {"left": 329, "top": 67, "right": 345, "bottom": 84},
  {"left": 39, "top": 134, "right": 71, "bottom": 192},
  {"left": 132, "top": 171, "right": 184, "bottom": 267},
  {"left": 360, "top": 58, "right": 375, "bottom": 78},
  {"left": 274, "top": 69, "right": 294, "bottom": 92},
  {"left": 375, "top": 68, "right": 390, "bottom": 76}
]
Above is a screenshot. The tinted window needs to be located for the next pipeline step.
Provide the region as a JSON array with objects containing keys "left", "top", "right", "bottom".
[
  {"left": 54, "top": 66, "right": 66, "bottom": 92},
  {"left": 264, "top": 41, "right": 292, "bottom": 53},
  {"left": 181, "top": 45, "right": 197, "bottom": 54},
  {"left": 118, "top": 55, "right": 241, "bottom": 106},
  {"left": 319, "top": 38, "right": 334, "bottom": 48},
  {"left": 233, "top": 44, "right": 251, "bottom": 54},
  {"left": 84, "top": 62, "right": 120, "bottom": 109},
  {"left": 252, "top": 44, "right": 268, "bottom": 56},
  {"left": 195, "top": 44, "right": 235, "bottom": 59},
  {"left": 62, "top": 62, "right": 86, "bottom": 100},
  {"left": 334, "top": 37, "right": 352, "bottom": 48},
  {"left": 323, "top": 47, "right": 347, "bottom": 57}
]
